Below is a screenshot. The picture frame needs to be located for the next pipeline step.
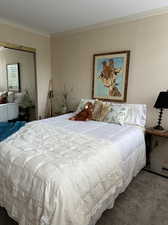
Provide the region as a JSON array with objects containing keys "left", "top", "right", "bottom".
[
  {"left": 7, "top": 63, "right": 21, "bottom": 92},
  {"left": 92, "top": 51, "right": 130, "bottom": 102}
]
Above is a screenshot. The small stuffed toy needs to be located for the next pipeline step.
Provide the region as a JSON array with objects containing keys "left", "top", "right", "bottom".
[{"left": 69, "top": 102, "right": 94, "bottom": 121}]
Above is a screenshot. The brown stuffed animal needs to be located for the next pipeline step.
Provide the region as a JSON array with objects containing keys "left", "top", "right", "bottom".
[{"left": 69, "top": 102, "right": 94, "bottom": 121}]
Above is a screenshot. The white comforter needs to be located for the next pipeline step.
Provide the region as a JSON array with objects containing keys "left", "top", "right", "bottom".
[{"left": 0, "top": 115, "right": 146, "bottom": 225}]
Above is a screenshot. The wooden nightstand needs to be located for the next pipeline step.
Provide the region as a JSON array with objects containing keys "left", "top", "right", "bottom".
[{"left": 145, "top": 128, "right": 168, "bottom": 178}]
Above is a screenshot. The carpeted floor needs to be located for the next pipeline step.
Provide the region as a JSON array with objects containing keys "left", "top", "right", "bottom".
[{"left": 0, "top": 171, "right": 168, "bottom": 225}]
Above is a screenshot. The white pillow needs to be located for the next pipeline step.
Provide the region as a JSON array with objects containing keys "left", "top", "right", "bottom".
[{"left": 111, "top": 103, "right": 147, "bottom": 127}]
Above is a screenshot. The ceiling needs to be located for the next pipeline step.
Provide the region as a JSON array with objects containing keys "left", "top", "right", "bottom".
[{"left": 0, "top": 0, "right": 168, "bottom": 35}]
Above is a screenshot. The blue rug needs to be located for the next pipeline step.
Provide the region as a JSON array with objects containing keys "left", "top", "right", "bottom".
[{"left": 0, "top": 121, "right": 26, "bottom": 141}]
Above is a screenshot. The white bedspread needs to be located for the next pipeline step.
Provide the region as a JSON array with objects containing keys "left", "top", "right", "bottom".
[
  {"left": 43, "top": 113, "right": 145, "bottom": 162},
  {"left": 0, "top": 114, "right": 146, "bottom": 225}
]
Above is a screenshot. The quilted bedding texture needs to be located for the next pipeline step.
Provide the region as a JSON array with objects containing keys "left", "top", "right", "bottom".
[{"left": 0, "top": 121, "right": 126, "bottom": 225}]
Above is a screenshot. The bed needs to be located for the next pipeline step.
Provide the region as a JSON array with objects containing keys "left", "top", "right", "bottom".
[{"left": 0, "top": 103, "right": 146, "bottom": 225}]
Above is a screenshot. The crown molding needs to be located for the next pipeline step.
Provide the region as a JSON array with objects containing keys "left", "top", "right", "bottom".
[
  {"left": 52, "top": 6, "right": 168, "bottom": 38},
  {"left": 1, "top": 6, "right": 168, "bottom": 38},
  {"left": 0, "top": 17, "right": 50, "bottom": 38}
]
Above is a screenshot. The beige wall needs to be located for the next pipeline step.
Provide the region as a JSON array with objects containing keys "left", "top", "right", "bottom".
[
  {"left": 51, "top": 13, "right": 168, "bottom": 128},
  {"left": 0, "top": 23, "right": 51, "bottom": 118}
]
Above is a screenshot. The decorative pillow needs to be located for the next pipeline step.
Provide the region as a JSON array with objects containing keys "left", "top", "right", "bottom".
[
  {"left": 103, "top": 105, "right": 127, "bottom": 125},
  {"left": 76, "top": 98, "right": 95, "bottom": 114},
  {"left": 98, "top": 102, "right": 111, "bottom": 121},
  {"left": 92, "top": 100, "right": 103, "bottom": 121},
  {"left": 111, "top": 103, "right": 147, "bottom": 127}
]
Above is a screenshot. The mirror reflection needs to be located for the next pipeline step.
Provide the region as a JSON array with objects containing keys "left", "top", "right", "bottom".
[
  {"left": 7, "top": 63, "right": 21, "bottom": 92},
  {"left": 0, "top": 46, "right": 37, "bottom": 121}
]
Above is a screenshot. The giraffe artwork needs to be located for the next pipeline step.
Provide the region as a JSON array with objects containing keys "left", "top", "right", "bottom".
[{"left": 92, "top": 51, "right": 130, "bottom": 102}]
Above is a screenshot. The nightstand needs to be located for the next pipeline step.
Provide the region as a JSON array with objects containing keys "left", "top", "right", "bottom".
[{"left": 145, "top": 128, "right": 168, "bottom": 178}]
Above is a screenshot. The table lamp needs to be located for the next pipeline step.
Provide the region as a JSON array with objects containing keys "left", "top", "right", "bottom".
[{"left": 154, "top": 91, "right": 168, "bottom": 130}]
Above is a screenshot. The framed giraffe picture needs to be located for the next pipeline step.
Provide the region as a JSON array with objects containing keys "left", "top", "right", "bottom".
[{"left": 92, "top": 51, "right": 130, "bottom": 102}]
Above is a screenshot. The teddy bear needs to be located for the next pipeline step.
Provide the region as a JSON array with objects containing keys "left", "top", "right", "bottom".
[{"left": 69, "top": 102, "right": 94, "bottom": 121}]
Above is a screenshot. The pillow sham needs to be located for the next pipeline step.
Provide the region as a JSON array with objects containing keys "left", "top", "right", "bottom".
[
  {"left": 103, "top": 105, "right": 127, "bottom": 125},
  {"left": 99, "top": 103, "right": 111, "bottom": 121},
  {"left": 92, "top": 100, "right": 103, "bottom": 121},
  {"left": 111, "top": 103, "right": 147, "bottom": 127}
]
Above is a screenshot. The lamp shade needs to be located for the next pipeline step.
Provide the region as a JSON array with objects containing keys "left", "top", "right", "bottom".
[{"left": 154, "top": 91, "right": 168, "bottom": 108}]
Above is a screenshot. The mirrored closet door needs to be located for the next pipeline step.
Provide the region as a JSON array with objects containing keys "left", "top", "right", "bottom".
[{"left": 0, "top": 43, "right": 37, "bottom": 122}]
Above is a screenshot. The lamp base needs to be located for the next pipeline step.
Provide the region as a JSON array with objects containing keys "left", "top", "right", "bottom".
[
  {"left": 153, "top": 125, "right": 164, "bottom": 130},
  {"left": 154, "top": 108, "right": 164, "bottom": 130}
]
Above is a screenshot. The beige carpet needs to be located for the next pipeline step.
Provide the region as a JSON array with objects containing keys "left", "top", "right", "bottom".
[{"left": 0, "top": 171, "right": 168, "bottom": 225}]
